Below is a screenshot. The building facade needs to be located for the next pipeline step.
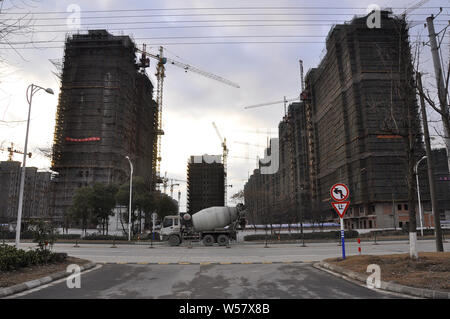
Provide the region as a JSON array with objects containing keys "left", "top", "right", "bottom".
[
  {"left": 244, "top": 11, "right": 448, "bottom": 230},
  {"left": 187, "top": 155, "right": 225, "bottom": 214},
  {"left": 0, "top": 161, "right": 55, "bottom": 224},
  {"left": 51, "top": 30, "right": 157, "bottom": 221}
]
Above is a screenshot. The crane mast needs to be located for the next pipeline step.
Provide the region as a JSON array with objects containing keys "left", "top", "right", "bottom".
[
  {"left": 155, "top": 46, "right": 166, "bottom": 186},
  {"left": 135, "top": 45, "right": 239, "bottom": 190},
  {"left": 212, "top": 122, "right": 229, "bottom": 206}
]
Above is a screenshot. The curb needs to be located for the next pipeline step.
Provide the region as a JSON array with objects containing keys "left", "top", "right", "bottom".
[
  {"left": 100, "top": 261, "right": 304, "bottom": 265},
  {"left": 315, "top": 261, "right": 450, "bottom": 299},
  {"left": 0, "top": 262, "right": 97, "bottom": 298}
]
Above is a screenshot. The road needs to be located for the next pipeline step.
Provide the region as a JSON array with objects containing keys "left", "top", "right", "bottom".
[
  {"left": 13, "top": 263, "right": 395, "bottom": 299},
  {"left": 16, "top": 238, "right": 450, "bottom": 264},
  {"left": 9, "top": 239, "right": 447, "bottom": 299}
]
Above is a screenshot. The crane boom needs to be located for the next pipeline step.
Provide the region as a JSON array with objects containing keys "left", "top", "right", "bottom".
[
  {"left": 402, "top": 0, "right": 430, "bottom": 17},
  {"left": 244, "top": 97, "right": 300, "bottom": 110},
  {"left": 140, "top": 50, "right": 240, "bottom": 89},
  {"left": 135, "top": 45, "right": 239, "bottom": 189},
  {"left": 212, "top": 122, "right": 223, "bottom": 143}
]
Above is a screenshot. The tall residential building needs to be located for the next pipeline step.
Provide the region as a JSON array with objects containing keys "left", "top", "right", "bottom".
[
  {"left": 51, "top": 30, "right": 158, "bottom": 220},
  {"left": 303, "top": 10, "right": 426, "bottom": 229},
  {"left": 245, "top": 11, "right": 437, "bottom": 229},
  {"left": 187, "top": 155, "right": 225, "bottom": 214}
]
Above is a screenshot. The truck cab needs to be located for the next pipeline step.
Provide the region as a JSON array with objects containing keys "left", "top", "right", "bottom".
[{"left": 160, "top": 215, "right": 181, "bottom": 242}]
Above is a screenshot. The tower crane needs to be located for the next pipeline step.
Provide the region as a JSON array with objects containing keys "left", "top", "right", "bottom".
[
  {"left": 244, "top": 97, "right": 300, "bottom": 112},
  {"left": 135, "top": 45, "right": 240, "bottom": 189},
  {"left": 401, "top": 0, "right": 431, "bottom": 18},
  {"left": 0, "top": 143, "right": 32, "bottom": 161},
  {"left": 167, "top": 179, "right": 181, "bottom": 198},
  {"left": 212, "top": 122, "right": 230, "bottom": 206}
]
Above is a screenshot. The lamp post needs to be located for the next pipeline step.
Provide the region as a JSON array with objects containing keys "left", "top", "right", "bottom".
[
  {"left": 415, "top": 156, "right": 427, "bottom": 237},
  {"left": 125, "top": 156, "right": 133, "bottom": 241},
  {"left": 15, "top": 84, "right": 54, "bottom": 247}
]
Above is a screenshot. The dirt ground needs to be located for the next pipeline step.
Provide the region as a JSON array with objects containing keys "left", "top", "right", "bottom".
[
  {"left": 325, "top": 252, "right": 450, "bottom": 292},
  {"left": 0, "top": 257, "right": 90, "bottom": 289}
]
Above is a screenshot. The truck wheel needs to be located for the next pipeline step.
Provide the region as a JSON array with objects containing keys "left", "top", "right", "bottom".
[
  {"left": 202, "top": 234, "right": 215, "bottom": 246},
  {"left": 217, "top": 235, "right": 229, "bottom": 246},
  {"left": 168, "top": 235, "right": 180, "bottom": 246}
]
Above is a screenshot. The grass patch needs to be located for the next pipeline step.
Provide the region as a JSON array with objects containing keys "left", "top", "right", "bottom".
[
  {"left": 0, "top": 256, "right": 90, "bottom": 288},
  {"left": 325, "top": 252, "right": 450, "bottom": 292}
]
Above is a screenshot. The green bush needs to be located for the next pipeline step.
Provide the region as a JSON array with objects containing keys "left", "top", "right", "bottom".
[
  {"left": 56, "top": 234, "right": 81, "bottom": 240},
  {"left": 83, "top": 234, "right": 128, "bottom": 241},
  {"left": 244, "top": 230, "right": 359, "bottom": 241},
  {"left": 0, "top": 245, "right": 67, "bottom": 272}
]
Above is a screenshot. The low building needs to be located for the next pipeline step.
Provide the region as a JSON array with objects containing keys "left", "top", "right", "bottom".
[{"left": 0, "top": 161, "right": 55, "bottom": 225}]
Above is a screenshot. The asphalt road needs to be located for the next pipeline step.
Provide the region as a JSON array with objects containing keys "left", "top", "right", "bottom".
[
  {"left": 16, "top": 239, "right": 450, "bottom": 264},
  {"left": 13, "top": 263, "right": 396, "bottom": 299}
]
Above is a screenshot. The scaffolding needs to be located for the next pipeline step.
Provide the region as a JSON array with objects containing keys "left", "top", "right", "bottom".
[{"left": 51, "top": 30, "right": 158, "bottom": 219}]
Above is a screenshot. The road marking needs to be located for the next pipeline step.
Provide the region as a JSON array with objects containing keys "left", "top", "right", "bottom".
[
  {"left": 262, "top": 262, "right": 273, "bottom": 264},
  {"left": 158, "top": 262, "right": 169, "bottom": 265},
  {"left": 116, "top": 262, "right": 128, "bottom": 264},
  {"left": 200, "top": 262, "right": 211, "bottom": 265},
  {"left": 5, "top": 264, "right": 103, "bottom": 299},
  {"left": 242, "top": 262, "right": 253, "bottom": 264},
  {"left": 220, "top": 262, "right": 232, "bottom": 265},
  {"left": 178, "top": 262, "right": 191, "bottom": 265},
  {"left": 137, "top": 262, "right": 149, "bottom": 265}
]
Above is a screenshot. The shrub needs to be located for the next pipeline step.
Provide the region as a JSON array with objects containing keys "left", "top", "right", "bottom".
[
  {"left": 83, "top": 234, "right": 127, "bottom": 241},
  {"left": 0, "top": 245, "right": 67, "bottom": 272}
]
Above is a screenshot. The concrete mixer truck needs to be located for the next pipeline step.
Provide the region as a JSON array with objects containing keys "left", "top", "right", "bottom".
[{"left": 160, "top": 204, "right": 246, "bottom": 246}]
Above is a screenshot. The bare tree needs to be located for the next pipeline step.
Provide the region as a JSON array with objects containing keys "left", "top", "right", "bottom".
[{"left": 0, "top": 0, "right": 38, "bottom": 65}]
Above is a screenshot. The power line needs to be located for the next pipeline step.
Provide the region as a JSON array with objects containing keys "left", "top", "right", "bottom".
[
  {"left": 1, "top": 40, "right": 448, "bottom": 49},
  {"left": 21, "top": 18, "right": 450, "bottom": 28},
  {"left": 1, "top": 34, "right": 444, "bottom": 45},
  {"left": 1, "top": 12, "right": 448, "bottom": 21},
  {"left": 0, "top": 6, "right": 448, "bottom": 15}
]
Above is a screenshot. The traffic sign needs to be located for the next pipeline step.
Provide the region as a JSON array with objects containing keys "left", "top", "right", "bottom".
[
  {"left": 330, "top": 184, "right": 349, "bottom": 202},
  {"left": 332, "top": 201, "right": 350, "bottom": 219}
]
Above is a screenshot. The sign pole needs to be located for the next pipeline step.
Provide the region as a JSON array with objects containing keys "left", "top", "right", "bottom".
[
  {"left": 340, "top": 217, "right": 346, "bottom": 260},
  {"left": 331, "top": 183, "right": 350, "bottom": 260}
]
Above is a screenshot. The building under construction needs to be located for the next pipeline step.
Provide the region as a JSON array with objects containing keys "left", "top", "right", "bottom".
[
  {"left": 51, "top": 30, "right": 158, "bottom": 220},
  {"left": 244, "top": 11, "right": 446, "bottom": 229},
  {"left": 187, "top": 155, "right": 225, "bottom": 214}
]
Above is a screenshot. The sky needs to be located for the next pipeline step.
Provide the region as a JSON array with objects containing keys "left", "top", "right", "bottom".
[{"left": 0, "top": 0, "right": 449, "bottom": 211}]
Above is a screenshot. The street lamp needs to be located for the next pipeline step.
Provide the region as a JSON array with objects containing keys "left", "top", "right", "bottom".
[
  {"left": 15, "top": 84, "right": 54, "bottom": 247},
  {"left": 415, "top": 156, "right": 427, "bottom": 237},
  {"left": 125, "top": 156, "right": 133, "bottom": 241}
]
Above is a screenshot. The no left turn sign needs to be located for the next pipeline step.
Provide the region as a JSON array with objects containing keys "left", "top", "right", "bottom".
[{"left": 330, "top": 184, "right": 349, "bottom": 202}]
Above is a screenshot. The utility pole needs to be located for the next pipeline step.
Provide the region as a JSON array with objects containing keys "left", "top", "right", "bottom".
[
  {"left": 417, "top": 73, "right": 444, "bottom": 252},
  {"left": 426, "top": 14, "right": 450, "bottom": 173}
]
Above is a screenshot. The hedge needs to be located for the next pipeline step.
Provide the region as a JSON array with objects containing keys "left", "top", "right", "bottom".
[
  {"left": 0, "top": 245, "right": 67, "bottom": 272},
  {"left": 0, "top": 231, "right": 81, "bottom": 240},
  {"left": 82, "top": 234, "right": 128, "bottom": 241},
  {"left": 244, "top": 230, "right": 359, "bottom": 241}
]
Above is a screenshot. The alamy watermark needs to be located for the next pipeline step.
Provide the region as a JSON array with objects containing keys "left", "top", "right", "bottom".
[
  {"left": 66, "top": 264, "right": 81, "bottom": 289},
  {"left": 366, "top": 264, "right": 381, "bottom": 289},
  {"left": 367, "top": 4, "right": 382, "bottom": 29},
  {"left": 67, "top": 4, "right": 81, "bottom": 30},
  {"left": 259, "top": 138, "right": 279, "bottom": 175}
]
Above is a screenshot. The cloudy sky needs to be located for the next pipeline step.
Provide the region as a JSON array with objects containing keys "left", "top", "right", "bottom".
[{"left": 0, "top": 0, "right": 448, "bottom": 211}]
